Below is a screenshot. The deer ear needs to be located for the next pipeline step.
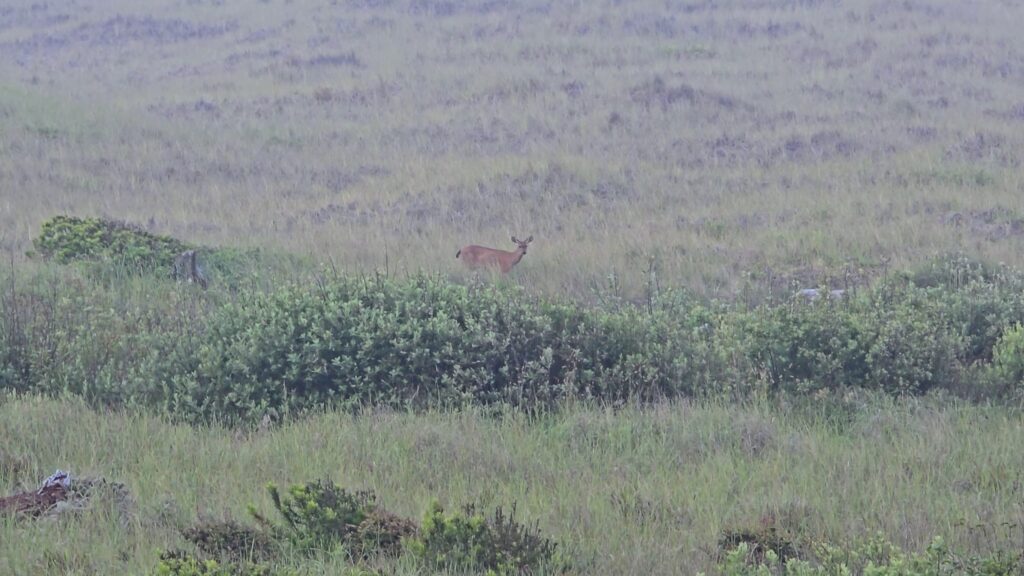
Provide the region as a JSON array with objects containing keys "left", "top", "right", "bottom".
[
  {"left": 511, "top": 236, "right": 518, "bottom": 243},
  {"left": 527, "top": 236, "right": 533, "bottom": 243}
]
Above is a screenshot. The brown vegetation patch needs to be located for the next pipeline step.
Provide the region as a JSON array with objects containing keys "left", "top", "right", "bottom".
[
  {"left": 354, "top": 508, "right": 418, "bottom": 557},
  {"left": 408, "top": 0, "right": 514, "bottom": 17},
  {"left": 294, "top": 51, "right": 364, "bottom": 69},
  {"left": 0, "top": 482, "right": 67, "bottom": 518},
  {"left": 775, "top": 131, "right": 863, "bottom": 164},
  {"left": 941, "top": 207, "right": 1024, "bottom": 242},
  {"left": 11, "top": 15, "right": 237, "bottom": 54},
  {"left": 183, "top": 518, "right": 277, "bottom": 563},
  {"left": 0, "top": 472, "right": 134, "bottom": 525},
  {"left": 0, "top": 4, "right": 70, "bottom": 33},
  {"left": 719, "top": 518, "right": 799, "bottom": 566},
  {"left": 945, "top": 132, "right": 1018, "bottom": 166},
  {"left": 630, "top": 76, "right": 747, "bottom": 114}
]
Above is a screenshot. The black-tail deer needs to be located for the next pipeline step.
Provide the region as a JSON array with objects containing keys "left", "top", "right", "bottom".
[{"left": 456, "top": 236, "right": 533, "bottom": 273}]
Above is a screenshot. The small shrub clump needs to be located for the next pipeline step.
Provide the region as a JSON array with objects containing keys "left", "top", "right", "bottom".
[
  {"left": 182, "top": 518, "right": 278, "bottom": 563},
  {"left": 156, "top": 480, "right": 425, "bottom": 575},
  {"left": 150, "top": 549, "right": 288, "bottom": 576},
  {"left": 711, "top": 533, "right": 1021, "bottom": 575},
  {"left": 161, "top": 479, "right": 562, "bottom": 575},
  {"left": 354, "top": 507, "right": 419, "bottom": 558},
  {"left": 718, "top": 524, "right": 799, "bottom": 566},
  {"left": 250, "top": 480, "right": 414, "bottom": 558},
  {"left": 409, "top": 501, "right": 561, "bottom": 575},
  {"left": 32, "top": 215, "right": 192, "bottom": 269},
  {"left": 987, "top": 324, "right": 1024, "bottom": 395}
]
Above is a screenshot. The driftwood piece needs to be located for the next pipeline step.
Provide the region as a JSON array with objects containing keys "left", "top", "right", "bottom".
[
  {"left": 0, "top": 483, "right": 68, "bottom": 518},
  {"left": 172, "top": 249, "right": 209, "bottom": 289},
  {"left": 0, "top": 472, "right": 135, "bottom": 526}
]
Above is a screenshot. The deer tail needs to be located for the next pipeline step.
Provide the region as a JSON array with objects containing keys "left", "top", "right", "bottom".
[{"left": 455, "top": 249, "right": 461, "bottom": 259}]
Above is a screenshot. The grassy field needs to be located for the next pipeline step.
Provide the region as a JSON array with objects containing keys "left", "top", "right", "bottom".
[
  {"left": 4, "top": 395, "right": 1024, "bottom": 574},
  {"left": 2, "top": 0, "right": 1024, "bottom": 299},
  {"left": 5, "top": 1, "right": 1024, "bottom": 574}
]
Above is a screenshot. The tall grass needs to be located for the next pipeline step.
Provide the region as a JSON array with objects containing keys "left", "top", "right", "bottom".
[
  {"left": 2, "top": 395, "right": 1023, "bottom": 574},
  {"left": 3, "top": 1, "right": 1024, "bottom": 573},
  {"left": 1, "top": 0, "right": 1024, "bottom": 299}
]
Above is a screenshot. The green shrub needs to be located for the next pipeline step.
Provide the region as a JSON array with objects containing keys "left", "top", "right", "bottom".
[
  {"left": 33, "top": 215, "right": 192, "bottom": 269},
  {"left": 172, "top": 275, "right": 715, "bottom": 422},
  {"left": 862, "top": 287, "right": 962, "bottom": 394},
  {"left": 7, "top": 254, "right": 1024, "bottom": 421},
  {"left": 894, "top": 254, "right": 1024, "bottom": 365},
  {"left": 718, "top": 524, "right": 799, "bottom": 566},
  {"left": 150, "top": 550, "right": 286, "bottom": 576},
  {"left": 249, "top": 480, "right": 414, "bottom": 560},
  {"left": 736, "top": 299, "right": 868, "bottom": 394},
  {"left": 182, "top": 519, "right": 278, "bottom": 563},
  {"left": 252, "top": 480, "right": 375, "bottom": 553},
  {"left": 711, "top": 534, "right": 1021, "bottom": 575},
  {"left": 164, "top": 481, "right": 561, "bottom": 575},
  {"left": 408, "top": 502, "right": 492, "bottom": 572},
  {"left": 485, "top": 504, "right": 562, "bottom": 574},
  {"left": 738, "top": 285, "right": 963, "bottom": 395},
  {"left": 984, "top": 324, "right": 1024, "bottom": 396},
  {"left": 29, "top": 216, "right": 303, "bottom": 288},
  {"left": 354, "top": 508, "right": 418, "bottom": 558},
  {"left": 160, "top": 481, "right": 418, "bottom": 575},
  {"left": 408, "top": 501, "right": 560, "bottom": 575}
]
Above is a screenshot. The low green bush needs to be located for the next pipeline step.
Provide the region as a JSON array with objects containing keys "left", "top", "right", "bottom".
[
  {"left": 248, "top": 480, "right": 415, "bottom": 560},
  {"left": 732, "top": 271, "right": 1022, "bottom": 396},
  {"left": 718, "top": 524, "right": 800, "bottom": 566},
  {"left": 992, "top": 323, "right": 1024, "bottom": 379},
  {"left": 150, "top": 550, "right": 289, "bottom": 576},
  {"left": 408, "top": 501, "right": 561, "bottom": 575},
  {"left": 711, "top": 534, "right": 1020, "bottom": 576},
  {"left": 32, "top": 215, "right": 192, "bottom": 269},
  {"left": 183, "top": 519, "right": 278, "bottom": 564},
  {"left": 167, "top": 478, "right": 559, "bottom": 574},
  {"left": 29, "top": 216, "right": 305, "bottom": 289},
  {"left": 169, "top": 275, "right": 715, "bottom": 422},
  {"left": 252, "top": 480, "right": 377, "bottom": 554}
]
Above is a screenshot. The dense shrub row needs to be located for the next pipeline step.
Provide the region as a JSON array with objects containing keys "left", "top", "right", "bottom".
[
  {"left": 168, "top": 274, "right": 717, "bottom": 421},
  {"left": 3, "top": 255, "right": 1024, "bottom": 423}
]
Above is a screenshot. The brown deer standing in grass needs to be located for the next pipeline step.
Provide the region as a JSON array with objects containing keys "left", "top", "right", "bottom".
[{"left": 456, "top": 236, "right": 533, "bottom": 273}]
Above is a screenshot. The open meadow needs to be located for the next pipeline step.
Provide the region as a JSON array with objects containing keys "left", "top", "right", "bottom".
[
  {"left": 4, "top": 0, "right": 1024, "bottom": 574},
  {"left": 2, "top": 0, "right": 1024, "bottom": 298}
]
